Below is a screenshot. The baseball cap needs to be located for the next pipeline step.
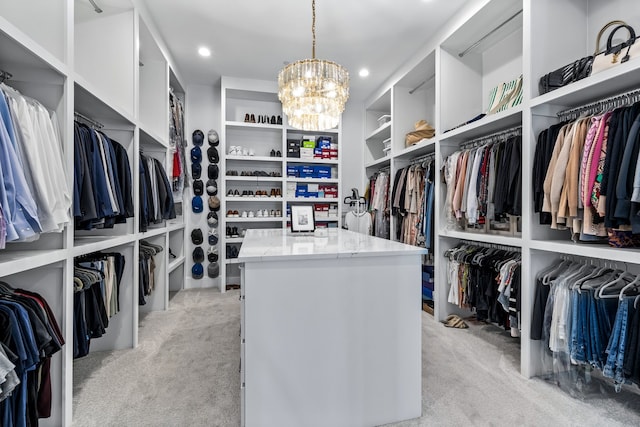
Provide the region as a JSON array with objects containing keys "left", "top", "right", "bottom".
[
  {"left": 207, "top": 211, "right": 218, "bottom": 226},
  {"left": 208, "top": 130, "right": 219, "bottom": 146},
  {"left": 191, "top": 163, "right": 201, "bottom": 179},
  {"left": 193, "top": 179, "right": 204, "bottom": 196},
  {"left": 207, "top": 247, "right": 219, "bottom": 262},
  {"left": 207, "top": 146, "right": 219, "bottom": 163},
  {"left": 192, "top": 247, "right": 204, "bottom": 263},
  {"left": 192, "top": 129, "right": 204, "bottom": 146},
  {"left": 208, "top": 164, "right": 219, "bottom": 180},
  {"left": 208, "top": 195, "right": 220, "bottom": 211},
  {"left": 191, "top": 228, "right": 203, "bottom": 245},
  {"left": 192, "top": 262, "right": 204, "bottom": 279},
  {"left": 208, "top": 229, "right": 219, "bottom": 245},
  {"left": 207, "top": 262, "right": 220, "bottom": 278},
  {"left": 191, "top": 146, "right": 202, "bottom": 163},
  {"left": 192, "top": 196, "right": 203, "bottom": 213},
  {"left": 206, "top": 179, "right": 218, "bottom": 196}
]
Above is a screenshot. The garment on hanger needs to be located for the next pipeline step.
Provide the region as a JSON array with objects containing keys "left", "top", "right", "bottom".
[
  {"left": 533, "top": 101, "right": 640, "bottom": 245},
  {"left": 367, "top": 170, "right": 390, "bottom": 239},
  {"left": 0, "top": 282, "right": 64, "bottom": 426},
  {"left": 139, "top": 240, "right": 163, "bottom": 305},
  {"left": 0, "top": 83, "right": 72, "bottom": 248},
  {"left": 444, "top": 242, "right": 521, "bottom": 335},
  {"left": 345, "top": 210, "right": 372, "bottom": 235},
  {"left": 444, "top": 135, "right": 522, "bottom": 229},
  {"left": 533, "top": 258, "right": 640, "bottom": 393},
  {"left": 73, "top": 122, "right": 134, "bottom": 230},
  {"left": 169, "top": 90, "right": 187, "bottom": 199},
  {"left": 139, "top": 153, "right": 176, "bottom": 232},
  {"left": 73, "top": 252, "right": 125, "bottom": 359}
]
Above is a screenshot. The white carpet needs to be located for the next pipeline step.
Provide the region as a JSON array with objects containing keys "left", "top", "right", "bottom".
[{"left": 72, "top": 288, "right": 640, "bottom": 426}]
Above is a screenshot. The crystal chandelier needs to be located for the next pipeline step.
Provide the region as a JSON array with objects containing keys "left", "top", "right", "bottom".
[{"left": 278, "top": 0, "right": 349, "bottom": 131}]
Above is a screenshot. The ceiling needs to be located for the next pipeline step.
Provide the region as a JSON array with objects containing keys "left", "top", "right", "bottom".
[{"left": 140, "top": 0, "right": 472, "bottom": 102}]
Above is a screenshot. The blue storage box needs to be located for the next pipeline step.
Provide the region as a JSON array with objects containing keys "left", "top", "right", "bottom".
[{"left": 287, "top": 165, "right": 299, "bottom": 177}]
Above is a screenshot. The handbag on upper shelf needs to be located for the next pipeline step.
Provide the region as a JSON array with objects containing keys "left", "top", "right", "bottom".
[
  {"left": 538, "top": 20, "right": 627, "bottom": 95},
  {"left": 591, "top": 22, "right": 640, "bottom": 75}
]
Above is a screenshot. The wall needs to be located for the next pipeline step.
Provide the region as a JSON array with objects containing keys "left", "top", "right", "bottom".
[{"left": 184, "top": 82, "right": 221, "bottom": 289}]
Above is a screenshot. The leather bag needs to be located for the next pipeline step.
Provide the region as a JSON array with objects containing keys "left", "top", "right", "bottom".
[{"left": 592, "top": 22, "right": 640, "bottom": 75}]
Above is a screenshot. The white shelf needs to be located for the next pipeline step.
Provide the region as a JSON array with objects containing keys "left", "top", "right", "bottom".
[
  {"left": 225, "top": 258, "right": 243, "bottom": 265},
  {"left": 225, "top": 197, "right": 283, "bottom": 202},
  {"left": 226, "top": 155, "right": 284, "bottom": 162},
  {"left": 530, "top": 240, "right": 640, "bottom": 265},
  {"left": 440, "top": 105, "right": 523, "bottom": 144},
  {"left": 286, "top": 177, "right": 340, "bottom": 184},
  {"left": 168, "top": 256, "right": 185, "bottom": 273},
  {"left": 439, "top": 229, "right": 522, "bottom": 248},
  {"left": 74, "top": 76, "right": 136, "bottom": 126},
  {"left": 226, "top": 237, "right": 245, "bottom": 243},
  {"left": 287, "top": 197, "right": 340, "bottom": 203},
  {"left": 224, "top": 217, "right": 285, "bottom": 223},
  {"left": 0, "top": 249, "right": 67, "bottom": 277},
  {"left": 226, "top": 120, "right": 283, "bottom": 130},
  {"left": 140, "top": 226, "right": 168, "bottom": 239},
  {"left": 366, "top": 121, "right": 392, "bottom": 142},
  {"left": 286, "top": 158, "right": 339, "bottom": 165},
  {"left": 286, "top": 127, "right": 339, "bottom": 136},
  {"left": 365, "top": 157, "right": 391, "bottom": 170},
  {"left": 73, "top": 235, "right": 137, "bottom": 256},
  {"left": 395, "top": 138, "right": 436, "bottom": 159},
  {"left": 167, "top": 221, "right": 186, "bottom": 232},
  {"left": 139, "top": 126, "right": 169, "bottom": 149},
  {"left": 225, "top": 176, "right": 284, "bottom": 182}
]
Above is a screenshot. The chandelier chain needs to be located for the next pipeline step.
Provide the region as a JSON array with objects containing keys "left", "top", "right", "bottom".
[{"left": 312, "top": 0, "right": 316, "bottom": 59}]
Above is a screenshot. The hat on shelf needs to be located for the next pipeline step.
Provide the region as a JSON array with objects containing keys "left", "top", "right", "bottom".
[
  {"left": 208, "top": 195, "right": 220, "bottom": 211},
  {"left": 207, "top": 262, "right": 220, "bottom": 278},
  {"left": 192, "top": 129, "right": 204, "bottom": 146},
  {"left": 207, "top": 246, "right": 219, "bottom": 262},
  {"left": 191, "top": 228, "right": 203, "bottom": 245},
  {"left": 208, "top": 129, "right": 219, "bottom": 146},
  {"left": 191, "top": 162, "right": 201, "bottom": 179},
  {"left": 193, "top": 179, "right": 204, "bottom": 196},
  {"left": 207, "top": 146, "right": 219, "bottom": 163},
  {"left": 206, "top": 179, "right": 218, "bottom": 196},
  {"left": 190, "top": 146, "right": 202, "bottom": 163},
  {"left": 192, "top": 247, "right": 204, "bottom": 263},
  {"left": 192, "top": 195, "right": 203, "bottom": 213},
  {"left": 208, "top": 229, "right": 219, "bottom": 245},
  {"left": 192, "top": 262, "right": 204, "bottom": 279},
  {"left": 207, "top": 211, "right": 218, "bottom": 227},
  {"left": 208, "top": 164, "right": 219, "bottom": 180}
]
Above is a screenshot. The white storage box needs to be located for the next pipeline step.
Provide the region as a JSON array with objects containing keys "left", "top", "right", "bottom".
[{"left": 377, "top": 114, "right": 391, "bottom": 128}]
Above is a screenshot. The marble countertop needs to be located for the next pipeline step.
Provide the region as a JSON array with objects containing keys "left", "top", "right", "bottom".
[{"left": 237, "top": 228, "right": 426, "bottom": 262}]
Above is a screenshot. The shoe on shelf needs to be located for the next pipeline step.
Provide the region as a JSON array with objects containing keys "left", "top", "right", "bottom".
[
  {"left": 270, "top": 209, "right": 276, "bottom": 217},
  {"left": 244, "top": 114, "right": 250, "bottom": 123},
  {"left": 249, "top": 148, "right": 255, "bottom": 156},
  {"left": 232, "top": 226, "right": 239, "bottom": 237},
  {"left": 262, "top": 209, "right": 269, "bottom": 217},
  {"left": 226, "top": 226, "right": 232, "bottom": 237},
  {"left": 270, "top": 149, "right": 276, "bottom": 157},
  {"left": 242, "top": 190, "right": 248, "bottom": 197},
  {"left": 227, "top": 189, "right": 234, "bottom": 197},
  {"left": 248, "top": 210, "right": 255, "bottom": 218},
  {"left": 270, "top": 189, "right": 276, "bottom": 197},
  {"left": 276, "top": 209, "right": 282, "bottom": 217},
  {"left": 241, "top": 228, "right": 246, "bottom": 237},
  {"left": 276, "top": 188, "right": 282, "bottom": 197},
  {"left": 226, "top": 210, "right": 233, "bottom": 218},
  {"left": 277, "top": 115, "right": 282, "bottom": 125},
  {"left": 241, "top": 210, "right": 248, "bottom": 218},
  {"left": 257, "top": 210, "right": 264, "bottom": 218},
  {"left": 233, "top": 210, "right": 240, "bottom": 217},
  {"left": 248, "top": 190, "right": 254, "bottom": 196},
  {"left": 270, "top": 115, "right": 276, "bottom": 124},
  {"left": 250, "top": 114, "right": 256, "bottom": 123},
  {"left": 234, "top": 189, "right": 240, "bottom": 197}
]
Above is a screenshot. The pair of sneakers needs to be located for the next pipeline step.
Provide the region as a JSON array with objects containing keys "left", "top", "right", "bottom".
[{"left": 229, "top": 146, "right": 254, "bottom": 156}]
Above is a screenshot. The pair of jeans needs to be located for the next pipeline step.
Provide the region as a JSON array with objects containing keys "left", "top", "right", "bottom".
[{"left": 604, "top": 297, "right": 633, "bottom": 388}]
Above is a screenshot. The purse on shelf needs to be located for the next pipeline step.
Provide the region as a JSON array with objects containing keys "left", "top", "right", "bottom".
[
  {"left": 537, "top": 20, "right": 626, "bottom": 95},
  {"left": 405, "top": 120, "right": 435, "bottom": 147},
  {"left": 487, "top": 74, "right": 523, "bottom": 115},
  {"left": 591, "top": 22, "right": 640, "bottom": 75}
]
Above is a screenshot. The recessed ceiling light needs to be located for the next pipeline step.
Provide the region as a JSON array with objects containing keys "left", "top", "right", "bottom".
[
  {"left": 198, "top": 46, "right": 211, "bottom": 57},
  {"left": 359, "top": 68, "right": 370, "bottom": 78}
]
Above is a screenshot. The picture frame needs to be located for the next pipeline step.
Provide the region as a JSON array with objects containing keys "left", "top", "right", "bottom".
[{"left": 290, "top": 204, "right": 316, "bottom": 233}]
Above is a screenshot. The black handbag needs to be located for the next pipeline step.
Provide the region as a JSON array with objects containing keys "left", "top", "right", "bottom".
[{"left": 538, "top": 56, "right": 593, "bottom": 95}]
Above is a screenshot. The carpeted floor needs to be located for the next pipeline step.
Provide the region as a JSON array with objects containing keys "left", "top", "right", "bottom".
[{"left": 72, "top": 288, "right": 640, "bottom": 426}]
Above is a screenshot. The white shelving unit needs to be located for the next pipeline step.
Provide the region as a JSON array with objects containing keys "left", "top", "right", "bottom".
[
  {"left": 362, "top": 0, "right": 640, "bottom": 384},
  {"left": 0, "top": 1, "right": 186, "bottom": 425},
  {"left": 220, "top": 77, "right": 342, "bottom": 292}
]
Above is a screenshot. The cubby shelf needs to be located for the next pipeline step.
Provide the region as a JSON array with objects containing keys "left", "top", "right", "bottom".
[
  {"left": 168, "top": 256, "right": 186, "bottom": 273},
  {"left": 366, "top": 121, "right": 392, "bottom": 142},
  {"left": 439, "top": 229, "right": 522, "bottom": 248},
  {"left": 226, "top": 120, "right": 284, "bottom": 130}
]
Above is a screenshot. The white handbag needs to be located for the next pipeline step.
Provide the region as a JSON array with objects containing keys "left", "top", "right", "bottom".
[{"left": 592, "top": 22, "right": 640, "bottom": 75}]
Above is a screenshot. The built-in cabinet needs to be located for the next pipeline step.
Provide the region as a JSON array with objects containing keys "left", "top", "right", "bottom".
[
  {"left": 0, "top": 1, "right": 186, "bottom": 425},
  {"left": 363, "top": 0, "right": 640, "bottom": 382},
  {"left": 221, "top": 77, "right": 342, "bottom": 292}
]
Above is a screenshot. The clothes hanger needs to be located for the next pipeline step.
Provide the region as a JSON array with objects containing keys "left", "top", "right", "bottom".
[
  {"left": 596, "top": 271, "right": 633, "bottom": 299},
  {"left": 618, "top": 274, "right": 640, "bottom": 300}
]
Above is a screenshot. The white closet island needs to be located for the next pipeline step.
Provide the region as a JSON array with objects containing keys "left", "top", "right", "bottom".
[{"left": 238, "top": 228, "right": 425, "bottom": 427}]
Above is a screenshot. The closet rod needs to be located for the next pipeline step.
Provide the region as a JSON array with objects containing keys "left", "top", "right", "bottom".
[
  {"left": 88, "top": 0, "right": 103, "bottom": 13},
  {"left": 74, "top": 111, "right": 104, "bottom": 129},
  {"left": 409, "top": 74, "right": 435, "bottom": 95},
  {"left": 410, "top": 152, "right": 436, "bottom": 165},
  {"left": 458, "top": 9, "right": 523, "bottom": 58},
  {"left": 459, "top": 125, "right": 522, "bottom": 149},
  {"left": 459, "top": 239, "right": 521, "bottom": 252},
  {"left": 0, "top": 69, "right": 12, "bottom": 83},
  {"left": 556, "top": 87, "right": 640, "bottom": 120}
]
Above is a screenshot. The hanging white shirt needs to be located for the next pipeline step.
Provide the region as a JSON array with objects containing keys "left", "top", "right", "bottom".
[{"left": 345, "top": 211, "right": 372, "bottom": 235}]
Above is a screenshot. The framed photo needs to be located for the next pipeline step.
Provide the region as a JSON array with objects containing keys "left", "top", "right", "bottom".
[{"left": 290, "top": 204, "right": 316, "bottom": 233}]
